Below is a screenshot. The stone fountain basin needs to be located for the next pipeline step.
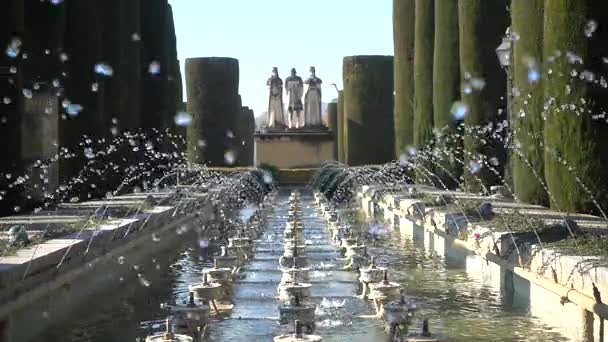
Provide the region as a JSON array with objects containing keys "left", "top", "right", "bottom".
[
  {"left": 204, "top": 267, "right": 233, "bottom": 282},
  {"left": 278, "top": 303, "right": 316, "bottom": 325},
  {"left": 383, "top": 301, "right": 415, "bottom": 325},
  {"left": 369, "top": 282, "right": 401, "bottom": 301},
  {"left": 281, "top": 267, "right": 311, "bottom": 283},
  {"left": 167, "top": 304, "right": 211, "bottom": 326},
  {"left": 405, "top": 333, "right": 450, "bottom": 342},
  {"left": 214, "top": 256, "right": 239, "bottom": 269},
  {"left": 279, "top": 256, "right": 309, "bottom": 269},
  {"left": 190, "top": 282, "right": 222, "bottom": 300},
  {"left": 359, "top": 267, "right": 387, "bottom": 283},
  {"left": 345, "top": 246, "right": 367, "bottom": 258},
  {"left": 277, "top": 283, "right": 312, "bottom": 301},
  {"left": 274, "top": 334, "right": 323, "bottom": 342},
  {"left": 145, "top": 333, "right": 193, "bottom": 342}
]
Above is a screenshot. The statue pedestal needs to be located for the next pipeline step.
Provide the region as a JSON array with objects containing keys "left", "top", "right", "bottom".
[{"left": 254, "top": 130, "right": 335, "bottom": 168}]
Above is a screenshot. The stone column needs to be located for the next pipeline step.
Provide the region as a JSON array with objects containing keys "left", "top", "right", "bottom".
[
  {"left": 393, "top": 0, "right": 416, "bottom": 156},
  {"left": 343, "top": 56, "right": 394, "bottom": 166},
  {"left": 327, "top": 102, "right": 338, "bottom": 160},
  {"left": 458, "top": 0, "right": 508, "bottom": 192},
  {"left": 186, "top": 57, "right": 240, "bottom": 166},
  {"left": 337, "top": 91, "right": 345, "bottom": 162}
]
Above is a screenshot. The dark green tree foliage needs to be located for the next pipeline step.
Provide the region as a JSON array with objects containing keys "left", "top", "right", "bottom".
[
  {"left": 23, "top": 0, "right": 66, "bottom": 83},
  {"left": 337, "top": 90, "right": 345, "bottom": 162},
  {"left": 327, "top": 102, "right": 338, "bottom": 159},
  {"left": 243, "top": 108, "right": 256, "bottom": 166},
  {"left": 458, "top": 0, "right": 508, "bottom": 192},
  {"left": 141, "top": 0, "right": 168, "bottom": 130},
  {"left": 433, "top": 0, "right": 461, "bottom": 188},
  {"left": 511, "top": 0, "right": 548, "bottom": 205},
  {"left": 119, "top": 0, "right": 142, "bottom": 131},
  {"left": 413, "top": 0, "right": 434, "bottom": 149},
  {"left": 343, "top": 56, "right": 395, "bottom": 166},
  {"left": 393, "top": 0, "right": 416, "bottom": 156},
  {"left": 185, "top": 57, "right": 240, "bottom": 166},
  {"left": 0, "top": 0, "right": 25, "bottom": 215},
  {"left": 164, "top": 4, "right": 181, "bottom": 132},
  {"left": 61, "top": 0, "right": 104, "bottom": 181},
  {"left": 543, "top": 0, "right": 608, "bottom": 213},
  {"left": 99, "top": 0, "right": 124, "bottom": 135}
]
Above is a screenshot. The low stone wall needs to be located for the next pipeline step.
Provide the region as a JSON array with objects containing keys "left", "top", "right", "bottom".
[
  {"left": 0, "top": 189, "right": 216, "bottom": 341},
  {"left": 356, "top": 184, "right": 608, "bottom": 340}
]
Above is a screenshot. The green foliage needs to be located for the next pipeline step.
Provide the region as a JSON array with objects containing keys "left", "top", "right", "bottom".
[
  {"left": 393, "top": 0, "right": 416, "bottom": 156},
  {"left": 343, "top": 55, "right": 395, "bottom": 166},
  {"left": 511, "top": 0, "right": 548, "bottom": 206},
  {"left": 543, "top": 0, "right": 608, "bottom": 214},
  {"left": 413, "top": 0, "right": 434, "bottom": 149},
  {"left": 458, "top": 0, "right": 508, "bottom": 192}
]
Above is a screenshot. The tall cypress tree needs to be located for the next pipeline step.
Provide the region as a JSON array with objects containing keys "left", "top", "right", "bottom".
[
  {"left": 511, "top": 0, "right": 548, "bottom": 205},
  {"left": 543, "top": 0, "right": 608, "bottom": 213},
  {"left": 164, "top": 4, "right": 180, "bottom": 132},
  {"left": 432, "top": 0, "right": 461, "bottom": 188},
  {"left": 119, "top": 0, "right": 142, "bottom": 131},
  {"left": 337, "top": 90, "right": 345, "bottom": 162},
  {"left": 393, "top": 0, "right": 416, "bottom": 156},
  {"left": 61, "top": 0, "right": 104, "bottom": 183},
  {"left": 458, "top": 0, "right": 509, "bottom": 192},
  {"left": 0, "top": 0, "right": 25, "bottom": 214},
  {"left": 141, "top": 0, "right": 168, "bottom": 131},
  {"left": 413, "top": 0, "right": 435, "bottom": 151}
]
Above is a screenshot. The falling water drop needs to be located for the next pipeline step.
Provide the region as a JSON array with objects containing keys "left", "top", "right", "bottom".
[
  {"left": 148, "top": 61, "right": 161, "bottom": 75},
  {"left": 3, "top": 97, "right": 12, "bottom": 105},
  {"left": 450, "top": 101, "right": 469, "bottom": 120},
  {"left": 94, "top": 63, "right": 114, "bottom": 76},
  {"left": 66, "top": 103, "right": 83, "bottom": 117},
  {"left": 118, "top": 256, "right": 125, "bottom": 264},
  {"left": 585, "top": 20, "right": 598, "bottom": 38},
  {"left": 131, "top": 33, "right": 141, "bottom": 42},
  {"left": 224, "top": 151, "right": 236, "bottom": 165},
  {"left": 22, "top": 88, "right": 33, "bottom": 99},
  {"left": 174, "top": 112, "right": 192, "bottom": 126},
  {"left": 469, "top": 160, "right": 481, "bottom": 175},
  {"left": 527, "top": 69, "right": 540, "bottom": 83}
]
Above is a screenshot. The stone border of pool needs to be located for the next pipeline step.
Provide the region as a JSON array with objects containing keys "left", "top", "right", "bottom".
[{"left": 356, "top": 184, "right": 608, "bottom": 321}]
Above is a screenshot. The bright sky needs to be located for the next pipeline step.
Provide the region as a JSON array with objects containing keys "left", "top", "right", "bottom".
[{"left": 170, "top": 0, "right": 393, "bottom": 117}]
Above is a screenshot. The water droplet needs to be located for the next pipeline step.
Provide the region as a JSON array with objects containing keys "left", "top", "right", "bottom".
[
  {"left": 50, "top": 0, "right": 64, "bottom": 4},
  {"left": 152, "top": 233, "right": 160, "bottom": 242},
  {"left": 22, "top": 88, "right": 33, "bottom": 99},
  {"left": 131, "top": 33, "right": 141, "bottom": 42},
  {"left": 197, "top": 140, "right": 207, "bottom": 148},
  {"left": 585, "top": 20, "right": 598, "bottom": 38},
  {"left": 59, "top": 53, "right": 69, "bottom": 62},
  {"left": 450, "top": 101, "right": 468, "bottom": 120},
  {"left": 118, "top": 256, "right": 125, "bottom": 264},
  {"left": 13, "top": 206, "right": 20, "bottom": 212},
  {"left": 137, "top": 274, "right": 151, "bottom": 287},
  {"left": 224, "top": 150, "right": 236, "bottom": 165},
  {"left": 66, "top": 103, "right": 83, "bottom": 117},
  {"left": 469, "top": 161, "right": 481, "bottom": 175},
  {"left": 471, "top": 78, "right": 486, "bottom": 90},
  {"left": 148, "top": 61, "right": 161, "bottom": 75},
  {"left": 9, "top": 66, "right": 16, "bottom": 74},
  {"left": 489, "top": 157, "right": 500, "bottom": 166},
  {"left": 94, "top": 63, "right": 114, "bottom": 76},
  {"left": 527, "top": 69, "right": 540, "bottom": 83},
  {"left": 84, "top": 148, "right": 95, "bottom": 159},
  {"left": 3, "top": 97, "right": 12, "bottom": 105},
  {"left": 226, "top": 130, "right": 234, "bottom": 138},
  {"left": 174, "top": 112, "right": 192, "bottom": 126},
  {"left": 91, "top": 82, "right": 99, "bottom": 92}
]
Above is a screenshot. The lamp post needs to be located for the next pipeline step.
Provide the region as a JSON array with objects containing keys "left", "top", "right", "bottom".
[{"left": 496, "top": 27, "right": 513, "bottom": 188}]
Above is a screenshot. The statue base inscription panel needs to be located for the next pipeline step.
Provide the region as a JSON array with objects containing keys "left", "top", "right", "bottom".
[{"left": 254, "top": 131, "right": 335, "bottom": 168}]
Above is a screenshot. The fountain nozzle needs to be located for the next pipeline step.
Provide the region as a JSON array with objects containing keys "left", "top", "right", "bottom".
[
  {"left": 188, "top": 291, "right": 196, "bottom": 307},
  {"left": 164, "top": 317, "right": 175, "bottom": 339},
  {"left": 382, "top": 270, "right": 389, "bottom": 284},
  {"left": 399, "top": 289, "right": 406, "bottom": 304},
  {"left": 422, "top": 319, "right": 431, "bottom": 337},
  {"left": 294, "top": 320, "right": 304, "bottom": 338}
]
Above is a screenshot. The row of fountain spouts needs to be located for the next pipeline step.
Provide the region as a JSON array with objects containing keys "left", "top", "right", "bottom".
[
  {"left": 314, "top": 192, "right": 450, "bottom": 342},
  {"left": 274, "top": 190, "right": 322, "bottom": 341},
  {"left": 143, "top": 199, "right": 272, "bottom": 341}
]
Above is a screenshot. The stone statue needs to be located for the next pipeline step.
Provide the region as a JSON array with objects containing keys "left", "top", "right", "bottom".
[
  {"left": 266, "top": 67, "right": 286, "bottom": 128},
  {"left": 303, "top": 66, "right": 323, "bottom": 127},
  {"left": 285, "top": 68, "right": 304, "bottom": 129}
]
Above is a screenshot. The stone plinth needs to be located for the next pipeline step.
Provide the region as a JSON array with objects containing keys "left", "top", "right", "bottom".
[{"left": 254, "top": 131, "right": 334, "bottom": 168}]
